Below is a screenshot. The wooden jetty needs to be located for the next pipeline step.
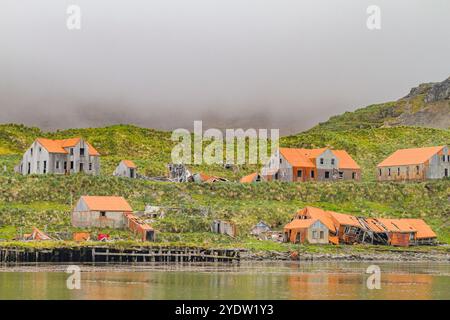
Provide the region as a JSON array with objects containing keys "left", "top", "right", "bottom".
[{"left": 0, "top": 246, "right": 240, "bottom": 263}]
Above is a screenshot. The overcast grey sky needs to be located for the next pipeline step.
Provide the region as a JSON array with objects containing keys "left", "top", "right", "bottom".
[{"left": 0, "top": 0, "right": 449, "bottom": 134}]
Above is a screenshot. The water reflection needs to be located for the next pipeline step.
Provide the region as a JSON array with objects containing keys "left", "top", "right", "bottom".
[{"left": 0, "top": 261, "right": 448, "bottom": 300}]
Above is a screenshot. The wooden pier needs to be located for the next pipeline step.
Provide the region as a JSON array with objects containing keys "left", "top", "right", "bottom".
[{"left": 0, "top": 246, "right": 240, "bottom": 263}]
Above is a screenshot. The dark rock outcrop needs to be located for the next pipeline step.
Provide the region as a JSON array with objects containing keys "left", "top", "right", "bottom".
[{"left": 424, "top": 77, "right": 450, "bottom": 103}]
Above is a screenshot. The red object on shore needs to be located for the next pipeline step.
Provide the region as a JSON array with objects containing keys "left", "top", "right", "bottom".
[{"left": 97, "top": 234, "right": 109, "bottom": 241}]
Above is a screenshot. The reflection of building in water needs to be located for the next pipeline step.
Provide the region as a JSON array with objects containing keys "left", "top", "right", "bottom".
[
  {"left": 380, "top": 274, "right": 433, "bottom": 300},
  {"left": 287, "top": 273, "right": 360, "bottom": 300},
  {"left": 286, "top": 271, "right": 434, "bottom": 300}
]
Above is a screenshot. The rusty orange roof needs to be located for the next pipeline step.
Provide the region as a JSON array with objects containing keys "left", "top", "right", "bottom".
[
  {"left": 85, "top": 141, "right": 100, "bottom": 156},
  {"left": 122, "top": 160, "right": 137, "bottom": 168},
  {"left": 60, "top": 138, "right": 82, "bottom": 148},
  {"left": 377, "top": 218, "right": 417, "bottom": 233},
  {"left": 36, "top": 138, "right": 68, "bottom": 154},
  {"left": 80, "top": 196, "right": 133, "bottom": 212},
  {"left": 36, "top": 137, "right": 100, "bottom": 156},
  {"left": 279, "top": 148, "right": 317, "bottom": 168},
  {"left": 401, "top": 219, "right": 436, "bottom": 239},
  {"left": 279, "top": 147, "right": 360, "bottom": 170},
  {"left": 197, "top": 172, "right": 227, "bottom": 182},
  {"left": 377, "top": 146, "right": 445, "bottom": 167},
  {"left": 240, "top": 172, "right": 258, "bottom": 183},
  {"left": 329, "top": 211, "right": 361, "bottom": 227},
  {"left": 284, "top": 218, "right": 317, "bottom": 230},
  {"left": 331, "top": 150, "right": 360, "bottom": 170},
  {"left": 361, "top": 218, "right": 387, "bottom": 233},
  {"left": 295, "top": 206, "right": 336, "bottom": 232}
]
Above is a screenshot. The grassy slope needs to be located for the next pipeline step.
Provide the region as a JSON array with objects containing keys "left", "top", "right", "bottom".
[{"left": 0, "top": 175, "right": 448, "bottom": 247}]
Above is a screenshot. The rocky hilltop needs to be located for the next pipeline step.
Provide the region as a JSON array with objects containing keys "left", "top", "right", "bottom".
[{"left": 317, "top": 76, "right": 450, "bottom": 131}]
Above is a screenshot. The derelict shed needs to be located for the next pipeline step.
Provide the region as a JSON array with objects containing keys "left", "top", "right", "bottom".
[
  {"left": 284, "top": 219, "right": 329, "bottom": 244},
  {"left": 113, "top": 160, "right": 137, "bottom": 178},
  {"left": 72, "top": 196, "right": 133, "bottom": 228},
  {"left": 250, "top": 221, "right": 271, "bottom": 236}
]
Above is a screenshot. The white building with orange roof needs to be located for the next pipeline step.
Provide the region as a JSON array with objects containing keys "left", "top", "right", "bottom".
[
  {"left": 262, "top": 147, "right": 361, "bottom": 182},
  {"left": 72, "top": 195, "right": 133, "bottom": 228},
  {"left": 113, "top": 160, "right": 137, "bottom": 178},
  {"left": 377, "top": 146, "right": 449, "bottom": 181},
  {"left": 15, "top": 137, "right": 100, "bottom": 175}
]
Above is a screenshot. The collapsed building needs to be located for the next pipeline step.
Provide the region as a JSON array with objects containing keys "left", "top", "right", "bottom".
[{"left": 284, "top": 206, "right": 437, "bottom": 247}]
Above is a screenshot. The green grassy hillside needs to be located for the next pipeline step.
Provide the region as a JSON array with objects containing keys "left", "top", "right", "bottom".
[{"left": 0, "top": 175, "right": 448, "bottom": 246}]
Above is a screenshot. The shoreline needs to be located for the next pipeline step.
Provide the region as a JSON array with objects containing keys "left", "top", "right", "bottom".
[
  {"left": 0, "top": 244, "right": 448, "bottom": 264},
  {"left": 242, "top": 249, "right": 450, "bottom": 262}
]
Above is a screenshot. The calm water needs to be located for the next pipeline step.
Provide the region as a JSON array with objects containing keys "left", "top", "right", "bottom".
[{"left": 0, "top": 261, "right": 449, "bottom": 299}]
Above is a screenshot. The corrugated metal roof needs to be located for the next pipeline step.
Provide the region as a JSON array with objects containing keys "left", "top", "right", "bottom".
[
  {"left": 279, "top": 147, "right": 360, "bottom": 170},
  {"left": 377, "top": 146, "right": 445, "bottom": 167},
  {"left": 122, "top": 160, "right": 137, "bottom": 168},
  {"left": 36, "top": 137, "right": 100, "bottom": 156},
  {"left": 401, "top": 219, "right": 437, "bottom": 239},
  {"left": 81, "top": 196, "right": 133, "bottom": 212},
  {"left": 330, "top": 211, "right": 362, "bottom": 227},
  {"left": 377, "top": 218, "right": 417, "bottom": 233}
]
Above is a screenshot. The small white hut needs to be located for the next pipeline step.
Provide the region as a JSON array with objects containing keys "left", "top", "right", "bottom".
[{"left": 113, "top": 160, "right": 137, "bottom": 178}]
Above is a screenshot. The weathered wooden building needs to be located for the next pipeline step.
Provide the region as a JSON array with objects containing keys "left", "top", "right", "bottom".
[
  {"left": 377, "top": 146, "right": 450, "bottom": 181},
  {"left": 113, "top": 160, "right": 137, "bottom": 178},
  {"left": 15, "top": 137, "right": 100, "bottom": 175},
  {"left": 284, "top": 219, "right": 329, "bottom": 244},
  {"left": 72, "top": 196, "right": 133, "bottom": 228},
  {"left": 72, "top": 196, "right": 155, "bottom": 241},
  {"left": 211, "top": 220, "right": 236, "bottom": 237},
  {"left": 262, "top": 147, "right": 361, "bottom": 182}
]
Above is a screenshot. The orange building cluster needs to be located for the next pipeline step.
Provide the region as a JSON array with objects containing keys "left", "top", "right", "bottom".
[
  {"left": 241, "top": 145, "right": 449, "bottom": 183},
  {"left": 284, "top": 207, "right": 437, "bottom": 247}
]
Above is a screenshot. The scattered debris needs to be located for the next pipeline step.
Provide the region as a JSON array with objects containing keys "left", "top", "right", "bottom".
[
  {"left": 250, "top": 221, "right": 271, "bottom": 236},
  {"left": 97, "top": 234, "right": 110, "bottom": 241},
  {"left": 192, "top": 172, "right": 228, "bottom": 183},
  {"left": 143, "top": 205, "right": 166, "bottom": 219},
  {"left": 125, "top": 213, "right": 155, "bottom": 241},
  {"left": 73, "top": 232, "right": 91, "bottom": 242},
  {"left": 23, "top": 227, "right": 52, "bottom": 241},
  {"left": 167, "top": 163, "right": 192, "bottom": 182}
]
